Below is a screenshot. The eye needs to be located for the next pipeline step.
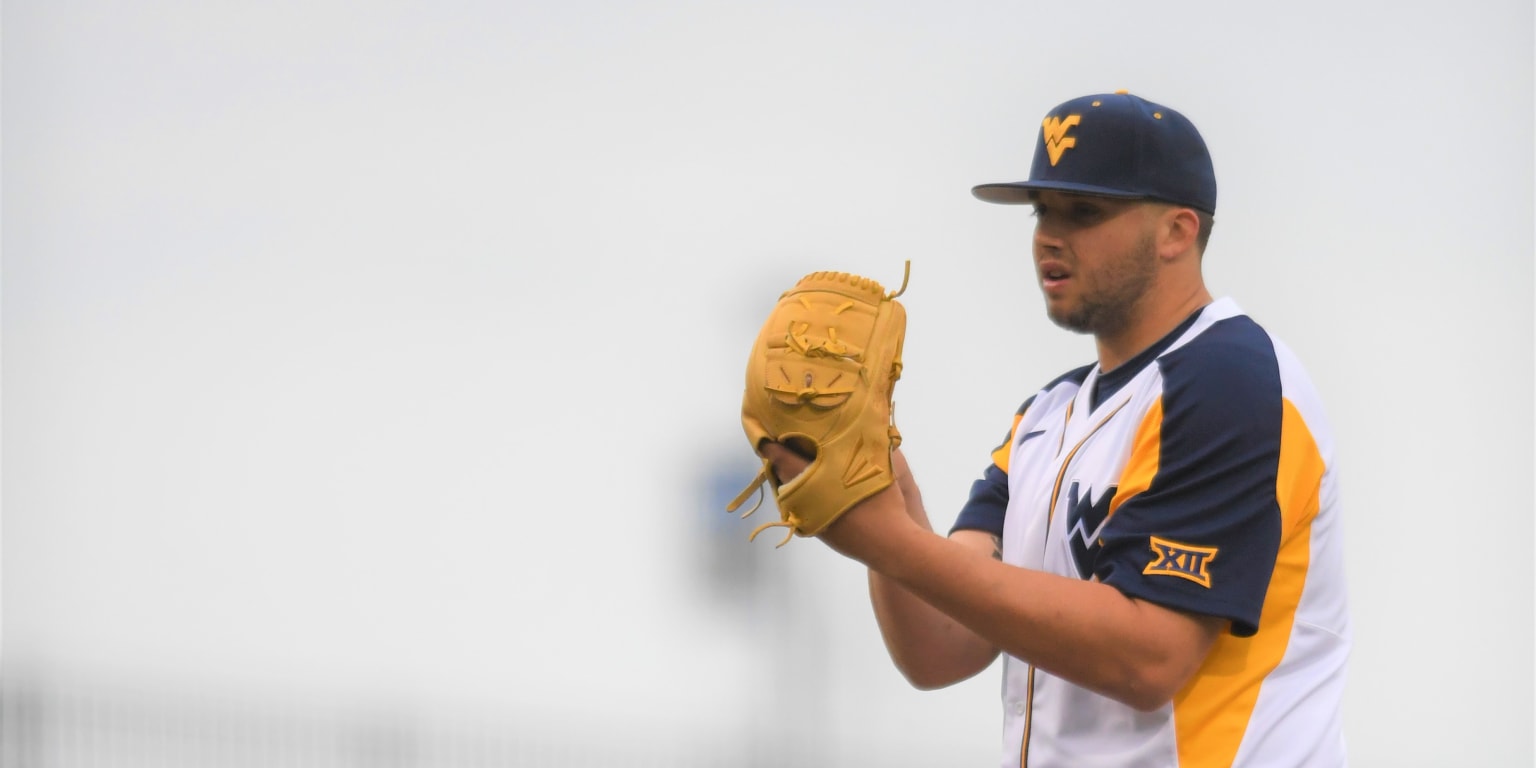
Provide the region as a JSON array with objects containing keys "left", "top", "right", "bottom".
[
  {"left": 1031, "top": 199, "right": 1111, "bottom": 228},
  {"left": 1068, "top": 202, "right": 1102, "bottom": 223}
]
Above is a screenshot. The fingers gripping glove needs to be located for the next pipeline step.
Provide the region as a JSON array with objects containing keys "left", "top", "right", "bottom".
[{"left": 726, "top": 263, "right": 910, "bottom": 547}]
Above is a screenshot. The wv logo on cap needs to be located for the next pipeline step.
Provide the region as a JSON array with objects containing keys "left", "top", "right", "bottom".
[{"left": 1041, "top": 114, "right": 1082, "bottom": 166}]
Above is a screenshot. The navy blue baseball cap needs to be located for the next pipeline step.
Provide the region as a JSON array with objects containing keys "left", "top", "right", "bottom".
[{"left": 972, "top": 91, "right": 1217, "bottom": 214}]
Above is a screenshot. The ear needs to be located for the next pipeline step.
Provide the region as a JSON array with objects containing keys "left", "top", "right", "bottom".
[{"left": 1157, "top": 206, "right": 1202, "bottom": 261}]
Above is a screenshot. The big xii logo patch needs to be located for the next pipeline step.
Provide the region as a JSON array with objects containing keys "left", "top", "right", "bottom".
[
  {"left": 1042, "top": 114, "right": 1081, "bottom": 166},
  {"left": 1144, "top": 536, "right": 1218, "bottom": 588}
]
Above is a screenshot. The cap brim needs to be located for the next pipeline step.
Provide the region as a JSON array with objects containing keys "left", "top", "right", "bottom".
[{"left": 971, "top": 181, "right": 1149, "bottom": 205}]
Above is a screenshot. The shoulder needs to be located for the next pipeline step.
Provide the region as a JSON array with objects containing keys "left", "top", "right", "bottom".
[
  {"left": 1157, "top": 312, "right": 1283, "bottom": 416},
  {"left": 1162, "top": 312, "right": 1278, "bottom": 375},
  {"left": 1007, "top": 362, "right": 1095, "bottom": 421}
]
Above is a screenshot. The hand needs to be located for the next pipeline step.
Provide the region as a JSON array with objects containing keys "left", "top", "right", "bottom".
[
  {"left": 890, "top": 448, "right": 919, "bottom": 504},
  {"left": 761, "top": 441, "right": 914, "bottom": 495},
  {"left": 759, "top": 441, "right": 812, "bottom": 485}
]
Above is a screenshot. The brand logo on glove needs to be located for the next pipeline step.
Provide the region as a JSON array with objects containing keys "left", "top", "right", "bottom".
[
  {"left": 1143, "top": 536, "right": 1217, "bottom": 588},
  {"left": 1042, "top": 114, "right": 1082, "bottom": 166}
]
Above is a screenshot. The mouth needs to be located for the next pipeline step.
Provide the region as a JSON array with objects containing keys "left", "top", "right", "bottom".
[{"left": 1038, "top": 261, "right": 1072, "bottom": 289}]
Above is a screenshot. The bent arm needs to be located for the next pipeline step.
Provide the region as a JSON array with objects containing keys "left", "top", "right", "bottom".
[
  {"left": 870, "top": 532, "right": 1000, "bottom": 689},
  {"left": 764, "top": 443, "right": 1000, "bottom": 689},
  {"left": 868, "top": 451, "right": 999, "bottom": 689},
  {"left": 826, "top": 485, "right": 1222, "bottom": 711},
  {"left": 760, "top": 442, "right": 1220, "bottom": 710}
]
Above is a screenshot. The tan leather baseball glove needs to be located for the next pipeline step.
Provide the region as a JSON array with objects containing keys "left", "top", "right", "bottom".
[{"left": 726, "top": 263, "right": 909, "bottom": 546}]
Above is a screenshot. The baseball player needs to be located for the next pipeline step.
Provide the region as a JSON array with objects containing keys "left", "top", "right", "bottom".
[{"left": 757, "top": 91, "right": 1351, "bottom": 766}]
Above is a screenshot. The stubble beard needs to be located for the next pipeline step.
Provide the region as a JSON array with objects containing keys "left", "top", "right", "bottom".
[{"left": 1046, "top": 235, "right": 1159, "bottom": 339}]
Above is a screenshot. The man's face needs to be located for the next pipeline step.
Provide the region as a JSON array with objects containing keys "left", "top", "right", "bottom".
[{"left": 1029, "top": 190, "right": 1160, "bottom": 339}]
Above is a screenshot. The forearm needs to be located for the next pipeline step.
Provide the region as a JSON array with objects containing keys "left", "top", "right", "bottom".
[
  {"left": 869, "top": 566, "right": 999, "bottom": 689},
  {"left": 867, "top": 451, "right": 998, "bottom": 688},
  {"left": 763, "top": 442, "right": 1216, "bottom": 708},
  {"left": 829, "top": 500, "right": 1219, "bottom": 711}
]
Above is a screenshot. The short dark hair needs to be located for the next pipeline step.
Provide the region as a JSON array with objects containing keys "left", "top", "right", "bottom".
[{"left": 1195, "top": 211, "right": 1215, "bottom": 254}]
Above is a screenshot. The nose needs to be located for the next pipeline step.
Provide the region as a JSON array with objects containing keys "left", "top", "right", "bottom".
[{"left": 1033, "top": 217, "right": 1064, "bottom": 256}]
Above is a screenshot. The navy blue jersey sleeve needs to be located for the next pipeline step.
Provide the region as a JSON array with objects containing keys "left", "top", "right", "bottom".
[
  {"left": 1096, "top": 317, "right": 1284, "bottom": 637},
  {"left": 949, "top": 394, "right": 1040, "bottom": 538},
  {"left": 951, "top": 463, "right": 1009, "bottom": 536},
  {"left": 949, "top": 366, "right": 1092, "bottom": 539}
]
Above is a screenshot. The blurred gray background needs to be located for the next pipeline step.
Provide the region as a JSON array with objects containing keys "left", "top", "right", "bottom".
[{"left": 3, "top": 1, "right": 1532, "bottom": 766}]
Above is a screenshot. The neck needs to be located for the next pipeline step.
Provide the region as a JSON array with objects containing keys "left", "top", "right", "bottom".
[{"left": 1095, "top": 285, "right": 1213, "bottom": 372}]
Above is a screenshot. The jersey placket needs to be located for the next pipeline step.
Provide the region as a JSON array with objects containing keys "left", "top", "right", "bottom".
[{"left": 1017, "top": 380, "right": 1133, "bottom": 768}]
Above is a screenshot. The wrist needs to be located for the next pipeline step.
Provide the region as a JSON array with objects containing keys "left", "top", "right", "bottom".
[{"left": 820, "top": 484, "right": 926, "bottom": 568}]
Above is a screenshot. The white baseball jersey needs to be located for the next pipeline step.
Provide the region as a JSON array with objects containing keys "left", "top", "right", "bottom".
[{"left": 953, "top": 298, "right": 1350, "bottom": 768}]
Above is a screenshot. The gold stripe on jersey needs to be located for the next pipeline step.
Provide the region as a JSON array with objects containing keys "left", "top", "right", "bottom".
[
  {"left": 1055, "top": 398, "right": 1074, "bottom": 456},
  {"left": 1020, "top": 665, "right": 1036, "bottom": 768},
  {"left": 992, "top": 410, "right": 1027, "bottom": 473},
  {"left": 1171, "top": 398, "right": 1326, "bottom": 766},
  {"left": 1107, "top": 398, "right": 1164, "bottom": 520},
  {"left": 1045, "top": 398, "right": 1129, "bottom": 526}
]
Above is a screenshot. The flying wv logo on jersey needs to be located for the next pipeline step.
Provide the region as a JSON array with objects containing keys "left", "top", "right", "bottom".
[{"left": 1063, "top": 480, "right": 1117, "bottom": 580}]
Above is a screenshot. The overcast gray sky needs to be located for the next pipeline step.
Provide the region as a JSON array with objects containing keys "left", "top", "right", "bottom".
[{"left": 4, "top": 1, "right": 1533, "bottom": 765}]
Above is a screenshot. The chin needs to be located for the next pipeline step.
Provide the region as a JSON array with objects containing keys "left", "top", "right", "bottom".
[{"left": 1045, "top": 307, "right": 1089, "bottom": 335}]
